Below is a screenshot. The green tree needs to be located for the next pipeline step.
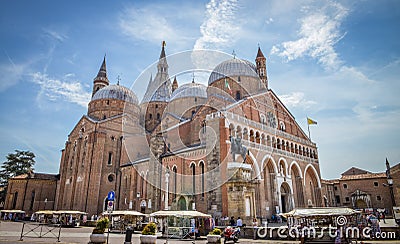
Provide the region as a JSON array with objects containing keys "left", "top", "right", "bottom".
[{"left": 0, "top": 150, "right": 35, "bottom": 203}]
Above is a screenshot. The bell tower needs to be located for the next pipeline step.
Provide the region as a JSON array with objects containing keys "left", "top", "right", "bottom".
[
  {"left": 92, "top": 56, "right": 109, "bottom": 97},
  {"left": 255, "top": 46, "right": 268, "bottom": 89}
]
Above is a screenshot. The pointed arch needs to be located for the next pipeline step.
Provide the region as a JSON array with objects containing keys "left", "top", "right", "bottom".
[
  {"left": 288, "top": 161, "right": 302, "bottom": 177},
  {"left": 247, "top": 151, "right": 261, "bottom": 180},
  {"left": 278, "top": 157, "right": 288, "bottom": 176},
  {"left": 303, "top": 164, "right": 321, "bottom": 187},
  {"left": 261, "top": 155, "right": 278, "bottom": 174}
]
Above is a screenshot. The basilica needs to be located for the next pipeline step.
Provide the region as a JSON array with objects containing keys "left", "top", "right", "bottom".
[{"left": 8, "top": 43, "right": 323, "bottom": 225}]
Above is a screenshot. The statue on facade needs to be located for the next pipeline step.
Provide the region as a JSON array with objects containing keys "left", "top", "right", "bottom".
[{"left": 230, "top": 136, "right": 248, "bottom": 162}]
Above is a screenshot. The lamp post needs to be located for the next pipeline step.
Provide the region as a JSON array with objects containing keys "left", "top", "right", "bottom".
[
  {"left": 385, "top": 158, "right": 396, "bottom": 218},
  {"left": 164, "top": 168, "right": 170, "bottom": 210},
  {"left": 387, "top": 176, "right": 396, "bottom": 207}
]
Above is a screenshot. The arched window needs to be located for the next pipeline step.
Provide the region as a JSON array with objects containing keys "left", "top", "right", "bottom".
[
  {"left": 149, "top": 114, "right": 153, "bottom": 119},
  {"left": 200, "top": 162, "right": 205, "bottom": 197},
  {"left": 190, "top": 163, "right": 196, "bottom": 194},
  {"left": 140, "top": 173, "right": 145, "bottom": 198},
  {"left": 157, "top": 113, "right": 160, "bottom": 120},
  {"left": 173, "top": 166, "right": 177, "bottom": 200}
]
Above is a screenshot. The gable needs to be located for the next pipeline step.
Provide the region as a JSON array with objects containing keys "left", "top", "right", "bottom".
[{"left": 341, "top": 167, "right": 371, "bottom": 176}]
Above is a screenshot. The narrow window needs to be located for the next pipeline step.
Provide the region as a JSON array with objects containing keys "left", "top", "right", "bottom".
[
  {"left": 108, "top": 152, "right": 113, "bottom": 165},
  {"left": 377, "top": 195, "right": 381, "bottom": 201},
  {"left": 343, "top": 183, "right": 347, "bottom": 189},
  {"left": 200, "top": 162, "right": 205, "bottom": 197},
  {"left": 173, "top": 167, "right": 177, "bottom": 200},
  {"left": 157, "top": 113, "right": 160, "bottom": 120},
  {"left": 29, "top": 191, "right": 35, "bottom": 210},
  {"left": 12, "top": 192, "right": 18, "bottom": 209},
  {"left": 149, "top": 114, "right": 152, "bottom": 119},
  {"left": 374, "top": 182, "right": 378, "bottom": 187},
  {"left": 191, "top": 164, "right": 196, "bottom": 194}
]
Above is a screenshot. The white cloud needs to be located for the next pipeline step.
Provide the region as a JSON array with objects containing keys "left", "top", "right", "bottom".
[
  {"left": 194, "top": 0, "right": 239, "bottom": 50},
  {"left": 42, "top": 28, "right": 68, "bottom": 42},
  {"left": 0, "top": 62, "right": 26, "bottom": 91},
  {"left": 279, "top": 92, "right": 316, "bottom": 109},
  {"left": 265, "top": 17, "right": 274, "bottom": 25},
  {"left": 31, "top": 72, "right": 91, "bottom": 107},
  {"left": 271, "top": 2, "right": 348, "bottom": 70}
]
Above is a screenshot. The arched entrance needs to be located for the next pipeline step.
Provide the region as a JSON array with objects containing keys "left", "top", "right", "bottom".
[
  {"left": 280, "top": 182, "right": 291, "bottom": 213},
  {"left": 178, "top": 196, "right": 187, "bottom": 210}
]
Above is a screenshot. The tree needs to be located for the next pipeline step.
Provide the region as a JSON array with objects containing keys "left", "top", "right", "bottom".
[{"left": 0, "top": 150, "right": 35, "bottom": 203}]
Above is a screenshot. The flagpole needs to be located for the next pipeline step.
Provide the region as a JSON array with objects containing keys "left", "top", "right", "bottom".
[{"left": 307, "top": 117, "right": 311, "bottom": 140}]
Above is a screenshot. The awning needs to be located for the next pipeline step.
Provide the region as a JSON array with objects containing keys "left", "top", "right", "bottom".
[
  {"left": 0, "top": 209, "right": 25, "bottom": 214},
  {"left": 103, "top": 210, "right": 145, "bottom": 216},
  {"left": 35, "top": 210, "right": 87, "bottom": 215},
  {"left": 150, "top": 210, "right": 211, "bottom": 218},
  {"left": 281, "top": 207, "right": 360, "bottom": 218}
]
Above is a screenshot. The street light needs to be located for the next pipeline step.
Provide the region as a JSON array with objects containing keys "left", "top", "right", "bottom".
[{"left": 164, "top": 168, "right": 170, "bottom": 210}]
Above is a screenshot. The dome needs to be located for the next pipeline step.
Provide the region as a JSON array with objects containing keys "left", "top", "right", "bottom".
[
  {"left": 208, "top": 58, "right": 258, "bottom": 85},
  {"left": 92, "top": 85, "right": 139, "bottom": 104},
  {"left": 170, "top": 82, "right": 207, "bottom": 101}
]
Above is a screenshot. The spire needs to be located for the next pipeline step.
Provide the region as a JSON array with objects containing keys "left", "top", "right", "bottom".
[
  {"left": 172, "top": 76, "right": 178, "bottom": 92},
  {"left": 92, "top": 55, "right": 109, "bottom": 97},
  {"left": 160, "top": 41, "right": 166, "bottom": 59},
  {"left": 96, "top": 56, "right": 108, "bottom": 80},
  {"left": 256, "top": 46, "right": 265, "bottom": 58},
  {"left": 142, "top": 43, "right": 171, "bottom": 103},
  {"left": 255, "top": 45, "right": 268, "bottom": 89}
]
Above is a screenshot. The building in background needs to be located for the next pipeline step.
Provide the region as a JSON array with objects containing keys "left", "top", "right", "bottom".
[
  {"left": 4, "top": 172, "right": 58, "bottom": 216},
  {"left": 321, "top": 162, "right": 399, "bottom": 216}
]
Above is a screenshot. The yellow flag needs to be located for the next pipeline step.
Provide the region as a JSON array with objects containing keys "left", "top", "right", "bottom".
[{"left": 307, "top": 117, "right": 317, "bottom": 125}]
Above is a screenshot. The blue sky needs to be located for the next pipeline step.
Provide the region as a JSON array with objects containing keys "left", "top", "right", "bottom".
[{"left": 0, "top": 0, "right": 399, "bottom": 179}]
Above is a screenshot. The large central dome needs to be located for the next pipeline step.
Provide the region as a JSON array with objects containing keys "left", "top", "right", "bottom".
[
  {"left": 92, "top": 85, "right": 138, "bottom": 104},
  {"left": 170, "top": 82, "right": 207, "bottom": 101},
  {"left": 208, "top": 58, "right": 258, "bottom": 85}
]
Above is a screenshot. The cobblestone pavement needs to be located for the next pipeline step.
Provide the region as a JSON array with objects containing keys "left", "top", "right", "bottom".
[{"left": 1, "top": 221, "right": 399, "bottom": 244}]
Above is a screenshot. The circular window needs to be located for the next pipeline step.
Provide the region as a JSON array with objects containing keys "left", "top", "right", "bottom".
[{"left": 108, "top": 174, "right": 114, "bottom": 182}]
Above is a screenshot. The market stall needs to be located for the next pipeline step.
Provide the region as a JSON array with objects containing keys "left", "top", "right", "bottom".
[
  {"left": 150, "top": 210, "right": 212, "bottom": 241},
  {"left": 102, "top": 210, "right": 146, "bottom": 232}
]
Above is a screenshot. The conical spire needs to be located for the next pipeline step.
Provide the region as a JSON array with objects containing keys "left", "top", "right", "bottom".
[
  {"left": 142, "top": 42, "right": 171, "bottom": 103},
  {"left": 96, "top": 56, "right": 108, "bottom": 79},
  {"left": 256, "top": 46, "right": 265, "bottom": 58},
  {"left": 160, "top": 41, "right": 166, "bottom": 59},
  {"left": 92, "top": 55, "right": 109, "bottom": 97},
  {"left": 172, "top": 76, "right": 178, "bottom": 92}
]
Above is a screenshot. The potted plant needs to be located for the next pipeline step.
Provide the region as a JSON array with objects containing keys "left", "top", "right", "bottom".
[
  {"left": 140, "top": 222, "right": 157, "bottom": 244},
  {"left": 207, "top": 227, "right": 222, "bottom": 243},
  {"left": 89, "top": 217, "right": 109, "bottom": 243}
]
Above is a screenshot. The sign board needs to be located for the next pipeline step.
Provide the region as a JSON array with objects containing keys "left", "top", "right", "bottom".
[
  {"left": 107, "top": 191, "right": 115, "bottom": 201},
  {"left": 107, "top": 200, "right": 114, "bottom": 213}
]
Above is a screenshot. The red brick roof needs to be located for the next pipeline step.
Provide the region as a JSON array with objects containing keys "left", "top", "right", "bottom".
[
  {"left": 340, "top": 172, "right": 386, "bottom": 180},
  {"left": 11, "top": 173, "right": 58, "bottom": 181}
]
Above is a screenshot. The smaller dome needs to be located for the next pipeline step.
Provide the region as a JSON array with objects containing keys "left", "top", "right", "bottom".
[
  {"left": 208, "top": 58, "right": 258, "bottom": 85},
  {"left": 170, "top": 82, "right": 207, "bottom": 101},
  {"left": 92, "top": 85, "right": 138, "bottom": 104}
]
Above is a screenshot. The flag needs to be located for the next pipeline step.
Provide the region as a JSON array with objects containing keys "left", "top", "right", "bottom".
[
  {"left": 307, "top": 117, "right": 317, "bottom": 125},
  {"left": 225, "top": 77, "right": 232, "bottom": 94}
]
